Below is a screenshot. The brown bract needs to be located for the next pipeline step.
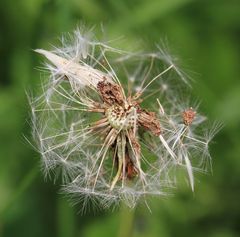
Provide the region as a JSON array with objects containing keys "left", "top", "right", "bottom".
[
  {"left": 138, "top": 110, "right": 161, "bottom": 136},
  {"left": 97, "top": 80, "right": 124, "bottom": 105}
]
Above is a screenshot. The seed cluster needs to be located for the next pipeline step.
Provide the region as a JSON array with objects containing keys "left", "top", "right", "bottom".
[
  {"left": 106, "top": 105, "right": 137, "bottom": 130},
  {"left": 91, "top": 80, "right": 162, "bottom": 188}
]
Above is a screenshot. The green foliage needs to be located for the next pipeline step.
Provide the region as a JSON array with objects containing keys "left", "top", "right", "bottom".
[{"left": 0, "top": 0, "right": 239, "bottom": 236}]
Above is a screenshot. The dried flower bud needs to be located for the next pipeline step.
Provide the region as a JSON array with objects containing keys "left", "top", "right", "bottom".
[{"left": 182, "top": 108, "right": 196, "bottom": 125}]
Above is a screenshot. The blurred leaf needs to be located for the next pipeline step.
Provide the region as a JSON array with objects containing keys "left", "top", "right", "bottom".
[
  {"left": 215, "top": 85, "right": 240, "bottom": 126},
  {"left": 0, "top": 166, "right": 38, "bottom": 218},
  {"left": 72, "top": 0, "right": 106, "bottom": 20},
  {"left": 114, "top": 0, "right": 193, "bottom": 31}
]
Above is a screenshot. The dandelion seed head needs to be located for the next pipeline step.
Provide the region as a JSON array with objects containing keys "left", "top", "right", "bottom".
[{"left": 30, "top": 27, "right": 218, "bottom": 211}]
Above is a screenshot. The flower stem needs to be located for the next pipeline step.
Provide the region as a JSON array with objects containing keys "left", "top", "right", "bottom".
[{"left": 118, "top": 204, "right": 135, "bottom": 237}]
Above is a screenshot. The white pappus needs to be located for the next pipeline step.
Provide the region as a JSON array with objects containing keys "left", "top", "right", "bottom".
[{"left": 30, "top": 27, "right": 219, "bottom": 212}]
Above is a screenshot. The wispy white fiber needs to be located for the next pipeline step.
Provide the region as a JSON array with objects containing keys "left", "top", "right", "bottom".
[{"left": 30, "top": 27, "right": 218, "bottom": 212}]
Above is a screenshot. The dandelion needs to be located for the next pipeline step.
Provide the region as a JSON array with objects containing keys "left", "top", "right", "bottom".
[{"left": 30, "top": 27, "right": 218, "bottom": 211}]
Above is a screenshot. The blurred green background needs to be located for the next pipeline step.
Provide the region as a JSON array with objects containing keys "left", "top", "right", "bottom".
[{"left": 0, "top": 0, "right": 240, "bottom": 236}]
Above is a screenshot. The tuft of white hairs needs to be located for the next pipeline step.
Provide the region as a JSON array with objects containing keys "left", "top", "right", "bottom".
[{"left": 30, "top": 28, "right": 218, "bottom": 212}]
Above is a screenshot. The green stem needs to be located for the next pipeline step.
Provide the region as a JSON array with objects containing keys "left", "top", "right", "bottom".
[
  {"left": 57, "top": 197, "right": 75, "bottom": 237},
  {"left": 118, "top": 204, "right": 135, "bottom": 237}
]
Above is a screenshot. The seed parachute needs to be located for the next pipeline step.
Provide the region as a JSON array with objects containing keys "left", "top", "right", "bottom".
[{"left": 30, "top": 28, "right": 218, "bottom": 211}]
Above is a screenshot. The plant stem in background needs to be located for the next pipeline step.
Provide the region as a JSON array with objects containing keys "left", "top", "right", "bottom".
[{"left": 118, "top": 204, "right": 135, "bottom": 237}]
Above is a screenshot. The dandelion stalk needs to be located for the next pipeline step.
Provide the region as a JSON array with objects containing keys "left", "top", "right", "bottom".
[{"left": 118, "top": 203, "right": 135, "bottom": 237}]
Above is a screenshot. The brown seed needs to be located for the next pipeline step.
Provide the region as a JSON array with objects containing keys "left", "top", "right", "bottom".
[{"left": 182, "top": 108, "right": 196, "bottom": 125}]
